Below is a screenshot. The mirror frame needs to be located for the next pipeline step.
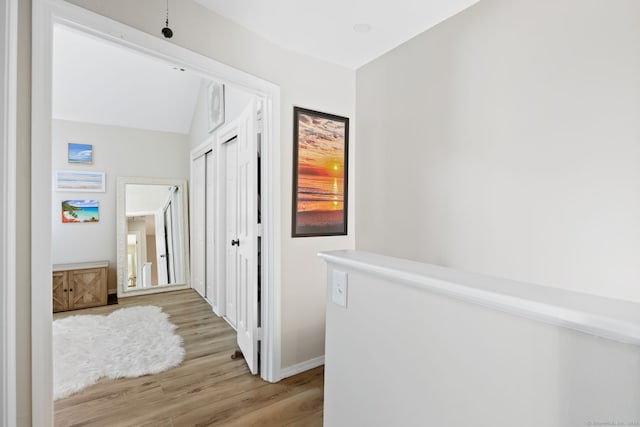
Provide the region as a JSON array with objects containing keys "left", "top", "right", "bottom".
[{"left": 116, "top": 176, "right": 191, "bottom": 297}]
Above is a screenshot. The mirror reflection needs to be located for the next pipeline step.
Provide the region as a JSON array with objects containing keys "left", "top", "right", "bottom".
[
  {"left": 126, "top": 184, "right": 185, "bottom": 288},
  {"left": 117, "top": 179, "right": 189, "bottom": 296}
]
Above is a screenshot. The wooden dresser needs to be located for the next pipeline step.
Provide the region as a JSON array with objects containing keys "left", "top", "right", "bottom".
[{"left": 52, "top": 261, "right": 109, "bottom": 312}]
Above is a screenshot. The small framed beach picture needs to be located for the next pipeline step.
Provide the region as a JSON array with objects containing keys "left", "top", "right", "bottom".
[
  {"left": 207, "top": 81, "right": 225, "bottom": 133},
  {"left": 292, "top": 107, "right": 349, "bottom": 237},
  {"left": 68, "top": 143, "right": 93, "bottom": 163},
  {"left": 61, "top": 200, "right": 99, "bottom": 223},
  {"left": 54, "top": 170, "right": 106, "bottom": 193}
]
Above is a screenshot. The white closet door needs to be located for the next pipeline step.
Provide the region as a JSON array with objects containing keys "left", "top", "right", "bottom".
[
  {"left": 190, "top": 154, "right": 206, "bottom": 298},
  {"left": 225, "top": 138, "right": 239, "bottom": 328},
  {"left": 235, "top": 100, "right": 259, "bottom": 375},
  {"left": 205, "top": 151, "right": 216, "bottom": 308}
]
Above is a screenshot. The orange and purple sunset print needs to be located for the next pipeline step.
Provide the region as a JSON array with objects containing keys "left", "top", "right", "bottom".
[{"left": 293, "top": 108, "right": 349, "bottom": 236}]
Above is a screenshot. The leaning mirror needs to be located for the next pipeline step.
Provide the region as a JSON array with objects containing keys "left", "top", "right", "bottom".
[{"left": 117, "top": 176, "right": 190, "bottom": 297}]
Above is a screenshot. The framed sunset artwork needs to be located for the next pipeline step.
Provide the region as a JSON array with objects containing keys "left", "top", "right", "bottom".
[{"left": 292, "top": 107, "right": 349, "bottom": 237}]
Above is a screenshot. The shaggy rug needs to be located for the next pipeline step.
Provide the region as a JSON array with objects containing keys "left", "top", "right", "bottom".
[{"left": 53, "top": 305, "right": 185, "bottom": 400}]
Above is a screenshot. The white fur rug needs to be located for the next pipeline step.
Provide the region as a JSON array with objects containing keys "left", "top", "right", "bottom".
[{"left": 53, "top": 305, "right": 185, "bottom": 400}]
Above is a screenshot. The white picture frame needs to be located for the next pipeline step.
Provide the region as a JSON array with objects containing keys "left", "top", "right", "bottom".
[
  {"left": 54, "top": 170, "right": 106, "bottom": 192},
  {"left": 207, "top": 81, "right": 225, "bottom": 133}
]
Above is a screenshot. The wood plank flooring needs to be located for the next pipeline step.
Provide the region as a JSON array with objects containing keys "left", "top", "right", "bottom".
[{"left": 53, "top": 290, "right": 324, "bottom": 427}]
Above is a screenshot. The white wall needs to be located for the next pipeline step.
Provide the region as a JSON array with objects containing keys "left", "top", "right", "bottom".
[
  {"left": 64, "top": 0, "right": 357, "bottom": 371},
  {"left": 188, "top": 81, "right": 254, "bottom": 150},
  {"left": 356, "top": 0, "right": 640, "bottom": 303},
  {"left": 52, "top": 119, "right": 189, "bottom": 292},
  {"left": 323, "top": 259, "right": 640, "bottom": 427},
  {"left": 15, "top": 0, "right": 31, "bottom": 423}
]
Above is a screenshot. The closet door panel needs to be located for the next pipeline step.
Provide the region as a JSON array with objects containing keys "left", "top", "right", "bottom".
[
  {"left": 191, "top": 155, "right": 206, "bottom": 298},
  {"left": 205, "top": 151, "right": 216, "bottom": 308}
]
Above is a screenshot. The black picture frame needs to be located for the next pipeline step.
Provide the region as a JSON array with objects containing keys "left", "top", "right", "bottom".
[{"left": 292, "top": 107, "right": 349, "bottom": 237}]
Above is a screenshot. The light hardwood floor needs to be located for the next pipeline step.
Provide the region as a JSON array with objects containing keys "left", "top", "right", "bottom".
[{"left": 53, "top": 290, "right": 324, "bottom": 427}]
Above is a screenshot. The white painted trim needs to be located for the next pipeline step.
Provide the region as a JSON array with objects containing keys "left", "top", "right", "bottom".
[
  {"left": 0, "top": 0, "right": 18, "bottom": 424},
  {"left": 190, "top": 136, "right": 214, "bottom": 161},
  {"left": 211, "top": 303, "right": 224, "bottom": 318},
  {"left": 261, "top": 92, "right": 282, "bottom": 383},
  {"left": 319, "top": 250, "right": 640, "bottom": 346},
  {"left": 31, "top": 0, "right": 55, "bottom": 424},
  {"left": 32, "top": 2, "right": 283, "bottom": 425},
  {"left": 279, "top": 356, "right": 325, "bottom": 381}
]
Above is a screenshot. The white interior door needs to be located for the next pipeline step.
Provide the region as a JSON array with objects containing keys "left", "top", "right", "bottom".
[
  {"left": 205, "top": 151, "right": 216, "bottom": 305},
  {"left": 235, "top": 100, "right": 259, "bottom": 375},
  {"left": 191, "top": 154, "right": 206, "bottom": 297},
  {"left": 225, "top": 138, "right": 238, "bottom": 329}
]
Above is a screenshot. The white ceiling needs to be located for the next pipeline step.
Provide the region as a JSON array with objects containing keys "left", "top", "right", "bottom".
[
  {"left": 126, "top": 184, "right": 174, "bottom": 215},
  {"left": 52, "top": 1, "right": 481, "bottom": 132},
  {"left": 53, "top": 26, "right": 206, "bottom": 134},
  {"left": 194, "top": 0, "right": 482, "bottom": 69}
]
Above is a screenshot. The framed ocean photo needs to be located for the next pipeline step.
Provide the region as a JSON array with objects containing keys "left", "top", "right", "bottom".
[
  {"left": 68, "top": 143, "right": 93, "bottom": 163},
  {"left": 292, "top": 107, "right": 349, "bottom": 237},
  {"left": 61, "top": 200, "right": 99, "bottom": 223},
  {"left": 54, "top": 170, "right": 106, "bottom": 192}
]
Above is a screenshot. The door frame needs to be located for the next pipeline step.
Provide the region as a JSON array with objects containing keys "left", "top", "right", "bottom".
[
  {"left": 31, "top": 1, "right": 283, "bottom": 424},
  {"left": 0, "top": 0, "right": 17, "bottom": 424}
]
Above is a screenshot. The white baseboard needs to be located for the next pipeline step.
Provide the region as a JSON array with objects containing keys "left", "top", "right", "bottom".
[
  {"left": 278, "top": 355, "right": 325, "bottom": 381},
  {"left": 211, "top": 303, "right": 223, "bottom": 318}
]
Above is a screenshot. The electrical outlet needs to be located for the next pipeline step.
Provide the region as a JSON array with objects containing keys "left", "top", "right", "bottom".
[{"left": 332, "top": 270, "right": 348, "bottom": 307}]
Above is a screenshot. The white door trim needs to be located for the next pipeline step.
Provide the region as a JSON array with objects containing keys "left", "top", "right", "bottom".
[
  {"left": 31, "top": 1, "right": 282, "bottom": 425},
  {"left": 191, "top": 135, "right": 215, "bottom": 162},
  {"left": 0, "top": 0, "right": 18, "bottom": 424}
]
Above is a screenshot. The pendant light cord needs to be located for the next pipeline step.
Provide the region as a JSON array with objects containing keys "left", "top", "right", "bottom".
[{"left": 161, "top": 0, "right": 173, "bottom": 38}]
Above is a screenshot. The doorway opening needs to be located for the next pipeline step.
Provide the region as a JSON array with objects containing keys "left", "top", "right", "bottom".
[
  {"left": 31, "top": 2, "right": 282, "bottom": 424},
  {"left": 191, "top": 99, "right": 263, "bottom": 374}
]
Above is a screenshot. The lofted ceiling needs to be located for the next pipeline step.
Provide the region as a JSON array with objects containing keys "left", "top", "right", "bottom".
[
  {"left": 193, "top": 0, "right": 482, "bottom": 69},
  {"left": 52, "top": 25, "right": 206, "bottom": 135},
  {"left": 52, "top": 1, "right": 482, "bottom": 132}
]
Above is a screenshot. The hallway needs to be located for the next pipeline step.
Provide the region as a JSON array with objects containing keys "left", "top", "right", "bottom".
[{"left": 54, "top": 290, "right": 323, "bottom": 426}]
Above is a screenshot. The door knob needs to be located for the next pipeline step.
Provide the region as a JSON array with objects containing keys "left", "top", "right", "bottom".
[{"left": 231, "top": 239, "right": 240, "bottom": 246}]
